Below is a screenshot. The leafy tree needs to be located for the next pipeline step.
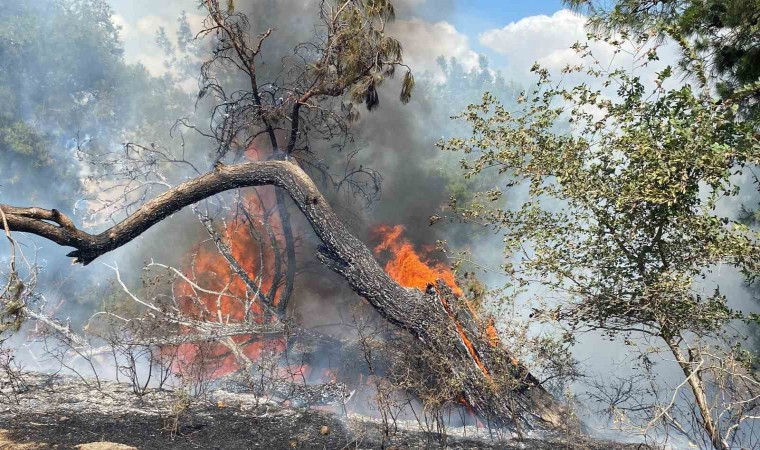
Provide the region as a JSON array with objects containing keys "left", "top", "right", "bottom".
[
  {"left": 0, "top": 0, "right": 191, "bottom": 324},
  {"left": 420, "top": 56, "right": 519, "bottom": 121},
  {"left": 565, "top": 0, "right": 760, "bottom": 114},
  {"left": 441, "top": 33, "right": 760, "bottom": 449},
  {"left": 0, "top": 0, "right": 188, "bottom": 206},
  {"left": 567, "top": 0, "right": 760, "bottom": 371},
  {"left": 415, "top": 56, "right": 521, "bottom": 206}
]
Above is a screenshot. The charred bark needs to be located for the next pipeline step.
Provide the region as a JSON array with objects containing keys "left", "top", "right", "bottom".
[{"left": 0, "top": 160, "right": 566, "bottom": 429}]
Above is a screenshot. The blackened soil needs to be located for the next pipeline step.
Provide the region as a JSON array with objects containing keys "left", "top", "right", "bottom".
[{"left": 0, "top": 373, "right": 653, "bottom": 449}]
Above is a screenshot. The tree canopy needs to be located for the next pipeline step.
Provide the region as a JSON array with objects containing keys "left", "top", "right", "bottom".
[
  {"left": 442, "top": 27, "right": 759, "bottom": 450},
  {"left": 0, "top": 0, "right": 188, "bottom": 207},
  {"left": 566, "top": 0, "right": 760, "bottom": 114}
]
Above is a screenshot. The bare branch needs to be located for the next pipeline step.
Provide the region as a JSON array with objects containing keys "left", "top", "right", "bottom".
[{"left": 1, "top": 160, "right": 566, "bottom": 429}]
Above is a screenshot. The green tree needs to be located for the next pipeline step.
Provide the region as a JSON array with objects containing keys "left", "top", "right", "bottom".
[
  {"left": 415, "top": 56, "right": 522, "bottom": 206},
  {"left": 565, "top": 0, "right": 760, "bottom": 114},
  {"left": 441, "top": 34, "right": 760, "bottom": 449},
  {"left": 0, "top": 0, "right": 192, "bottom": 325},
  {"left": 0, "top": 0, "right": 188, "bottom": 206},
  {"left": 567, "top": 0, "right": 760, "bottom": 372}
]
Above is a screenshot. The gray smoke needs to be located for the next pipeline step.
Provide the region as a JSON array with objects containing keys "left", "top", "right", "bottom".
[{"left": 5, "top": 2, "right": 758, "bottom": 446}]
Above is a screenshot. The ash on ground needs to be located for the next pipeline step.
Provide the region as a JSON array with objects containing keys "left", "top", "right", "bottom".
[{"left": 0, "top": 372, "right": 654, "bottom": 449}]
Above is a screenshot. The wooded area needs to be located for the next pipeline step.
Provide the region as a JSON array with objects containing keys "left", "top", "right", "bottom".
[{"left": 0, "top": 0, "right": 758, "bottom": 449}]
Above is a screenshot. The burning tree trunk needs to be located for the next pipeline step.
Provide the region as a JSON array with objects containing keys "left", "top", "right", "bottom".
[{"left": 0, "top": 160, "right": 566, "bottom": 429}]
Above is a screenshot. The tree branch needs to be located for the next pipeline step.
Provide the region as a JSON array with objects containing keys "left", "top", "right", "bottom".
[{"left": 0, "top": 160, "right": 566, "bottom": 429}]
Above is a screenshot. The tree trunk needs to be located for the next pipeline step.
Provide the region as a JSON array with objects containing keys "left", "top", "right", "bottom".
[
  {"left": 665, "top": 335, "right": 727, "bottom": 450},
  {"left": 0, "top": 160, "right": 566, "bottom": 429}
]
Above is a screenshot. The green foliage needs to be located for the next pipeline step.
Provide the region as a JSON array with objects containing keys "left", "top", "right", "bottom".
[
  {"left": 0, "top": 0, "right": 189, "bottom": 205},
  {"left": 441, "top": 33, "right": 760, "bottom": 444},
  {"left": 422, "top": 55, "right": 520, "bottom": 122},
  {"left": 418, "top": 56, "right": 522, "bottom": 205},
  {"left": 566, "top": 0, "right": 760, "bottom": 114},
  {"left": 0, "top": 273, "right": 26, "bottom": 334},
  {"left": 440, "top": 37, "right": 759, "bottom": 339},
  {"left": 323, "top": 0, "right": 414, "bottom": 110},
  {"left": 0, "top": 0, "right": 192, "bottom": 330}
]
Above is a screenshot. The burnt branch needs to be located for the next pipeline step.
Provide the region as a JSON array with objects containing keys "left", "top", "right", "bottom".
[{"left": 0, "top": 160, "right": 566, "bottom": 429}]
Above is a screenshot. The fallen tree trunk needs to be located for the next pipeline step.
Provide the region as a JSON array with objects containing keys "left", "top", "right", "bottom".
[{"left": 0, "top": 160, "right": 566, "bottom": 429}]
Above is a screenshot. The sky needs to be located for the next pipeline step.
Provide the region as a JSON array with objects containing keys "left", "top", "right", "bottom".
[
  {"left": 107, "top": 0, "right": 583, "bottom": 86},
  {"left": 449, "top": 0, "right": 566, "bottom": 47}
]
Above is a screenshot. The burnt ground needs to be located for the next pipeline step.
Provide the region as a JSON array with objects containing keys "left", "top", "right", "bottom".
[{"left": 0, "top": 373, "right": 654, "bottom": 449}]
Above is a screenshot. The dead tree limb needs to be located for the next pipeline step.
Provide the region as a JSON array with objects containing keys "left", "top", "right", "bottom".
[{"left": 0, "top": 160, "right": 566, "bottom": 429}]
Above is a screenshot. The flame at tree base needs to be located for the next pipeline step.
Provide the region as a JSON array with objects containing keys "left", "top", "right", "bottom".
[
  {"left": 166, "top": 214, "right": 508, "bottom": 419},
  {"left": 372, "top": 224, "right": 502, "bottom": 382}
]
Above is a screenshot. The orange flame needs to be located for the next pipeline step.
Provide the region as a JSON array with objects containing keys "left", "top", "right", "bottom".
[
  {"left": 372, "top": 224, "right": 497, "bottom": 381},
  {"left": 486, "top": 318, "right": 500, "bottom": 348},
  {"left": 172, "top": 148, "right": 290, "bottom": 377},
  {"left": 372, "top": 225, "right": 462, "bottom": 296}
]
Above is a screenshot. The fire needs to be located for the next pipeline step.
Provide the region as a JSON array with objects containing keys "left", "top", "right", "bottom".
[
  {"left": 168, "top": 178, "right": 504, "bottom": 402},
  {"left": 372, "top": 225, "right": 462, "bottom": 296},
  {"left": 168, "top": 145, "right": 342, "bottom": 385},
  {"left": 173, "top": 148, "right": 291, "bottom": 377},
  {"left": 372, "top": 224, "right": 500, "bottom": 381}
]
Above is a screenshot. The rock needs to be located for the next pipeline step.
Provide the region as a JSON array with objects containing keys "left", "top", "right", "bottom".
[
  {"left": 320, "top": 425, "right": 330, "bottom": 435},
  {"left": 0, "top": 432, "right": 138, "bottom": 450}
]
